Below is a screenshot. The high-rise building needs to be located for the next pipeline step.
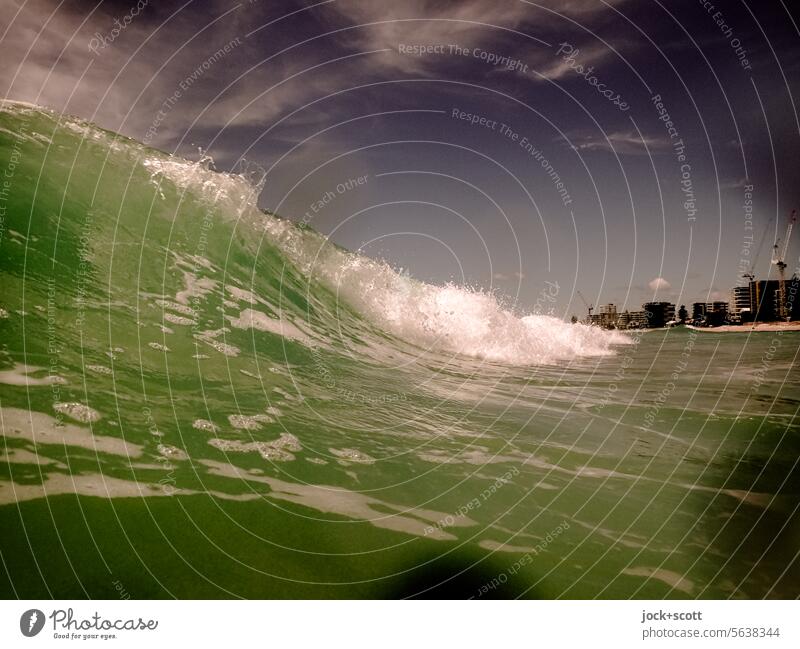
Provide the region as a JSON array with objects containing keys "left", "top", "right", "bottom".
[
  {"left": 750, "top": 280, "right": 781, "bottom": 322},
  {"left": 708, "top": 301, "right": 729, "bottom": 326},
  {"left": 730, "top": 285, "right": 751, "bottom": 317},
  {"left": 617, "top": 310, "right": 648, "bottom": 329},
  {"left": 643, "top": 302, "right": 675, "bottom": 328},
  {"left": 787, "top": 276, "right": 800, "bottom": 320},
  {"left": 691, "top": 301, "right": 730, "bottom": 326},
  {"left": 587, "top": 304, "right": 620, "bottom": 329},
  {"left": 691, "top": 302, "right": 708, "bottom": 322},
  {"left": 598, "top": 303, "right": 617, "bottom": 329}
]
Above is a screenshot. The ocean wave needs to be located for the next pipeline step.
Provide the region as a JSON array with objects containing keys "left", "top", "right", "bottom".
[{"left": 2, "top": 100, "right": 626, "bottom": 367}]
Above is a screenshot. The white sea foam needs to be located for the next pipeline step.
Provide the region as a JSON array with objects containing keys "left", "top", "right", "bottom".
[
  {"left": 329, "top": 448, "right": 375, "bottom": 465},
  {"left": 621, "top": 567, "right": 694, "bottom": 595},
  {"left": 0, "top": 448, "right": 66, "bottom": 467},
  {"left": 53, "top": 402, "right": 102, "bottom": 423},
  {"left": 0, "top": 363, "right": 66, "bottom": 386},
  {"left": 312, "top": 255, "right": 629, "bottom": 365},
  {"left": 200, "top": 458, "right": 476, "bottom": 539},
  {"left": 176, "top": 271, "right": 217, "bottom": 306},
  {"left": 158, "top": 443, "right": 189, "bottom": 461},
  {"left": 227, "top": 308, "right": 313, "bottom": 345},
  {"left": 258, "top": 192, "right": 629, "bottom": 365},
  {"left": 154, "top": 298, "right": 195, "bottom": 317},
  {"left": 194, "top": 327, "right": 240, "bottom": 357},
  {"left": 0, "top": 474, "right": 176, "bottom": 505},
  {"left": 142, "top": 149, "right": 627, "bottom": 365},
  {"left": 209, "top": 432, "right": 300, "bottom": 461},
  {"left": 228, "top": 413, "right": 273, "bottom": 430},
  {"left": 87, "top": 364, "right": 113, "bottom": 375},
  {"left": 142, "top": 154, "right": 263, "bottom": 220},
  {"left": 226, "top": 285, "right": 262, "bottom": 305},
  {"left": 0, "top": 472, "right": 271, "bottom": 504},
  {"left": 163, "top": 312, "right": 196, "bottom": 326},
  {"left": 192, "top": 418, "right": 218, "bottom": 433},
  {"left": 3, "top": 407, "right": 140, "bottom": 456}
]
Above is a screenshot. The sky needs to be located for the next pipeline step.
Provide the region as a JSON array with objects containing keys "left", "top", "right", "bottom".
[{"left": 2, "top": 0, "right": 799, "bottom": 319}]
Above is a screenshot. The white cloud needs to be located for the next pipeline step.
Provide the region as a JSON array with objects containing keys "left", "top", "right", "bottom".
[
  {"left": 564, "top": 130, "right": 671, "bottom": 155},
  {"left": 0, "top": 0, "right": 346, "bottom": 146},
  {"left": 493, "top": 271, "right": 525, "bottom": 281},
  {"left": 0, "top": 0, "right": 633, "bottom": 151},
  {"left": 534, "top": 42, "right": 613, "bottom": 81},
  {"left": 648, "top": 277, "right": 671, "bottom": 291},
  {"left": 324, "top": 0, "right": 629, "bottom": 75}
]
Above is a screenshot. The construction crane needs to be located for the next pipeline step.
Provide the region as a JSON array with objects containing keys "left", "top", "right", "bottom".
[
  {"left": 772, "top": 209, "right": 796, "bottom": 319},
  {"left": 742, "top": 216, "right": 774, "bottom": 282},
  {"left": 746, "top": 216, "right": 777, "bottom": 322},
  {"left": 576, "top": 290, "right": 593, "bottom": 323}
]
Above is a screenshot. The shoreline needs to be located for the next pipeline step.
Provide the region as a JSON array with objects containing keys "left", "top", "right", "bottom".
[{"left": 685, "top": 323, "right": 800, "bottom": 333}]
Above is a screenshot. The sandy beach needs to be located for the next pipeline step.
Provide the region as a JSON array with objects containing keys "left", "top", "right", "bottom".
[{"left": 686, "top": 322, "right": 800, "bottom": 333}]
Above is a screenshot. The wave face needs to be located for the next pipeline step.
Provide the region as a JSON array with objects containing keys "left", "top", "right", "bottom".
[
  {"left": 0, "top": 102, "right": 625, "bottom": 367},
  {"left": 139, "top": 120, "right": 627, "bottom": 366},
  {"left": 2, "top": 102, "right": 798, "bottom": 599}
]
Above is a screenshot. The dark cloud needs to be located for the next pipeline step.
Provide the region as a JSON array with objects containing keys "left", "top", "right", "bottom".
[{"left": 1, "top": 0, "right": 798, "bottom": 309}]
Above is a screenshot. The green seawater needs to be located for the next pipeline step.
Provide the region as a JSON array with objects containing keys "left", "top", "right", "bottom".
[{"left": 1, "top": 102, "right": 798, "bottom": 599}]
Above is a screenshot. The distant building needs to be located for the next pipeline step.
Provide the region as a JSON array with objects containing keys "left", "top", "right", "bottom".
[
  {"left": 730, "top": 285, "right": 751, "bottom": 315},
  {"left": 708, "top": 301, "right": 729, "bottom": 326},
  {"left": 587, "top": 304, "right": 620, "bottom": 329},
  {"left": 691, "top": 302, "right": 708, "bottom": 322},
  {"left": 643, "top": 302, "right": 675, "bottom": 328},
  {"left": 718, "top": 278, "right": 800, "bottom": 323},
  {"left": 787, "top": 276, "right": 800, "bottom": 320},
  {"left": 766, "top": 277, "right": 800, "bottom": 321},
  {"left": 617, "top": 310, "right": 648, "bottom": 329},
  {"left": 750, "top": 280, "right": 781, "bottom": 322},
  {"left": 691, "top": 301, "right": 729, "bottom": 326},
  {"left": 598, "top": 303, "right": 617, "bottom": 329}
]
